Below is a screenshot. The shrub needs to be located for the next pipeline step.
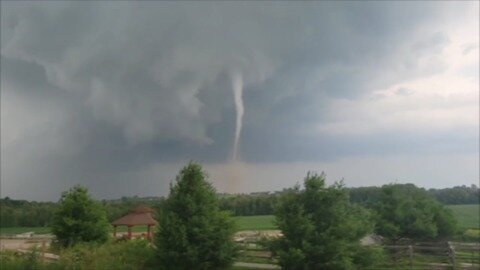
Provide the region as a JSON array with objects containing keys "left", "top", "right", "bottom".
[
  {"left": 56, "top": 239, "right": 154, "bottom": 270},
  {"left": 0, "top": 248, "right": 49, "bottom": 270},
  {"left": 464, "top": 229, "right": 480, "bottom": 242},
  {"left": 352, "top": 246, "right": 387, "bottom": 268}
]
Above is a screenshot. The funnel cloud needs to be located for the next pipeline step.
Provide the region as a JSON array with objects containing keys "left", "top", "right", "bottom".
[
  {"left": 1, "top": 2, "right": 478, "bottom": 200},
  {"left": 232, "top": 72, "right": 244, "bottom": 162}
]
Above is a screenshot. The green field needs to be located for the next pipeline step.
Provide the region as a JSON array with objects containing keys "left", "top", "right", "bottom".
[
  {"left": 0, "top": 227, "right": 52, "bottom": 235},
  {"left": 446, "top": 204, "right": 480, "bottom": 230},
  {"left": 233, "top": 215, "right": 276, "bottom": 231},
  {"left": 0, "top": 216, "right": 277, "bottom": 236},
  {"left": 1, "top": 205, "right": 477, "bottom": 236},
  {"left": 0, "top": 225, "right": 157, "bottom": 236}
]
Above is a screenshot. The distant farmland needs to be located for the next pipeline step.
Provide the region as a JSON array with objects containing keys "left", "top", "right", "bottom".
[
  {"left": 232, "top": 215, "right": 276, "bottom": 231},
  {"left": 1, "top": 205, "right": 478, "bottom": 236},
  {"left": 0, "top": 216, "right": 276, "bottom": 236},
  {"left": 446, "top": 204, "right": 480, "bottom": 229}
]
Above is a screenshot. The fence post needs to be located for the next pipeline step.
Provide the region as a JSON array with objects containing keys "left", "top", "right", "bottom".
[
  {"left": 448, "top": 241, "right": 456, "bottom": 270},
  {"left": 471, "top": 246, "right": 474, "bottom": 266},
  {"left": 408, "top": 245, "right": 413, "bottom": 270},
  {"left": 41, "top": 240, "right": 46, "bottom": 262}
]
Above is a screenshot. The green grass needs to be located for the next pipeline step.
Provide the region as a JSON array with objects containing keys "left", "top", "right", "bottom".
[
  {"left": 0, "top": 227, "right": 51, "bottom": 235},
  {"left": 0, "top": 216, "right": 277, "bottom": 236},
  {"left": 446, "top": 204, "right": 480, "bottom": 230},
  {"left": 0, "top": 225, "right": 150, "bottom": 236},
  {"left": 233, "top": 215, "right": 276, "bottom": 231},
  {"left": 1, "top": 205, "right": 476, "bottom": 236},
  {"left": 232, "top": 206, "right": 478, "bottom": 233}
]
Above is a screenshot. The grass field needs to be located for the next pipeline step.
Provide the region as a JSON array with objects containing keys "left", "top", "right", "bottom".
[
  {"left": 446, "top": 204, "right": 479, "bottom": 230},
  {"left": 0, "top": 227, "right": 51, "bottom": 235},
  {"left": 0, "top": 225, "right": 153, "bottom": 236},
  {"left": 0, "top": 216, "right": 277, "bottom": 236},
  {"left": 1, "top": 205, "right": 477, "bottom": 236},
  {"left": 233, "top": 215, "right": 276, "bottom": 231}
]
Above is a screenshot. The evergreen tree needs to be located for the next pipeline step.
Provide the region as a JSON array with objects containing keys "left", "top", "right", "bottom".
[
  {"left": 271, "top": 173, "right": 375, "bottom": 270},
  {"left": 51, "top": 185, "right": 109, "bottom": 247},
  {"left": 155, "top": 163, "right": 237, "bottom": 270}
]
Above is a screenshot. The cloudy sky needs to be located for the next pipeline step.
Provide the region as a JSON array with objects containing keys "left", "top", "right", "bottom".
[{"left": 1, "top": 2, "right": 478, "bottom": 201}]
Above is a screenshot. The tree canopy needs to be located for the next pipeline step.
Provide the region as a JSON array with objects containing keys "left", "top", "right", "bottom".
[
  {"left": 51, "top": 185, "right": 109, "bottom": 247},
  {"left": 373, "top": 184, "right": 457, "bottom": 243},
  {"left": 1, "top": 184, "right": 476, "bottom": 227},
  {"left": 271, "top": 173, "right": 375, "bottom": 270},
  {"left": 154, "top": 163, "right": 237, "bottom": 270}
]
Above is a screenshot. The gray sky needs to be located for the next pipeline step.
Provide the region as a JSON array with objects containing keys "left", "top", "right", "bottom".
[{"left": 1, "top": 2, "right": 478, "bottom": 201}]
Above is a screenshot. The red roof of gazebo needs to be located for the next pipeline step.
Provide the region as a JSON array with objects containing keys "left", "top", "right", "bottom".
[{"left": 111, "top": 205, "right": 158, "bottom": 226}]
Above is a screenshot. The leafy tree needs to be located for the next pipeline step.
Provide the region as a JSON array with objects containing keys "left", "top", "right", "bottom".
[
  {"left": 348, "top": 186, "right": 382, "bottom": 206},
  {"left": 373, "top": 184, "right": 456, "bottom": 243},
  {"left": 51, "top": 185, "right": 109, "bottom": 247},
  {"left": 270, "top": 173, "right": 375, "bottom": 270},
  {"left": 155, "top": 163, "right": 237, "bottom": 270}
]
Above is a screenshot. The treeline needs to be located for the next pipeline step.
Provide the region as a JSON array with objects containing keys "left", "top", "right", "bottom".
[
  {"left": 0, "top": 196, "right": 162, "bottom": 228},
  {"left": 428, "top": 185, "right": 479, "bottom": 205},
  {"left": 1, "top": 184, "right": 478, "bottom": 227},
  {"left": 350, "top": 185, "right": 479, "bottom": 206},
  {"left": 101, "top": 196, "right": 163, "bottom": 223},
  {"left": 0, "top": 198, "right": 56, "bottom": 227},
  {"left": 218, "top": 192, "right": 281, "bottom": 216},
  {"left": 349, "top": 184, "right": 480, "bottom": 205},
  {"left": 219, "top": 184, "right": 479, "bottom": 216}
]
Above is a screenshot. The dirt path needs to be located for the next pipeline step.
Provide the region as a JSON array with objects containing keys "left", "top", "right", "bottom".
[{"left": 0, "top": 238, "right": 50, "bottom": 250}]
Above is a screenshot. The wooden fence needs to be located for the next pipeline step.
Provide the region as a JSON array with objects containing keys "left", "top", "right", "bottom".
[
  {"left": 236, "top": 237, "right": 479, "bottom": 270},
  {"left": 368, "top": 242, "right": 479, "bottom": 270}
]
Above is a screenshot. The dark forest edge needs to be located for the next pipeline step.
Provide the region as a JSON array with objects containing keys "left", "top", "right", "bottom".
[{"left": 1, "top": 184, "right": 478, "bottom": 228}]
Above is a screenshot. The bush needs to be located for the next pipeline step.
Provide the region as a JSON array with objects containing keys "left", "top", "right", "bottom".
[
  {"left": 56, "top": 239, "right": 154, "bottom": 270},
  {"left": 0, "top": 248, "right": 49, "bottom": 270},
  {"left": 352, "top": 246, "right": 387, "bottom": 268},
  {"left": 463, "top": 229, "right": 480, "bottom": 242}
]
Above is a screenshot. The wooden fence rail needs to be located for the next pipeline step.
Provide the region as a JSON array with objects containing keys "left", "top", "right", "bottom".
[{"left": 372, "top": 242, "right": 479, "bottom": 270}]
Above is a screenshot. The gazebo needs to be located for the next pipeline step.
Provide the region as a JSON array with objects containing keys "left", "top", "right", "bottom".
[{"left": 111, "top": 205, "right": 158, "bottom": 241}]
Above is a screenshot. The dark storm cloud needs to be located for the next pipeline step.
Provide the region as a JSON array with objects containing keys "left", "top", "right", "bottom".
[
  {"left": 242, "top": 126, "right": 478, "bottom": 163},
  {"left": 1, "top": 1, "right": 477, "bottom": 200}
]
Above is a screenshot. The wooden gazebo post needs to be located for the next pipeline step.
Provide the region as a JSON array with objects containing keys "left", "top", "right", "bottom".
[
  {"left": 147, "top": 225, "right": 151, "bottom": 241},
  {"left": 150, "top": 225, "right": 155, "bottom": 243},
  {"left": 127, "top": 225, "right": 132, "bottom": 239},
  {"left": 113, "top": 225, "right": 117, "bottom": 238}
]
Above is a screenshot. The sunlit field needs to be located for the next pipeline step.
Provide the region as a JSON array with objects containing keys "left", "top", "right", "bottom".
[
  {"left": 0, "top": 227, "right": 51, "bottom": 235},
  {"left": 446, "top": 204, "right": 480, "bottom": 229},
  {"left": 3, "top": 205, "right": 478, "bottom": 236},
  {"left": 0, "top": 216, "right": 277, "bottom": 236},
  {"left": 232, "top": 215, "right": 276, "bottom": 231}
]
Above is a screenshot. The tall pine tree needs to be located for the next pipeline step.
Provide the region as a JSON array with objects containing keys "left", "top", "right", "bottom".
[
  {"left": 155, "top": 163, "right": 237, "bottom": 270},
  {"left": 51, "top": 185, "right": 109, "bottom": 247}
]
